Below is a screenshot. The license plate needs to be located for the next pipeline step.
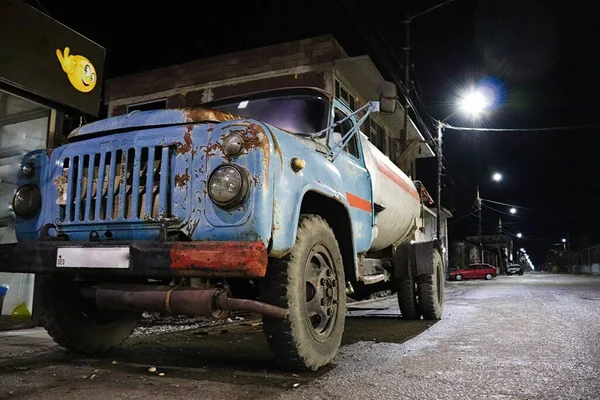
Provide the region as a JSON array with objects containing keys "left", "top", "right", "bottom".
[{"left": 56, "top": 247, "right": 130, "bottom": 269}]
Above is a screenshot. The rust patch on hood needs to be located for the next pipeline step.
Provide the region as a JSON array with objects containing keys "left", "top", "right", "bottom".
[
  {"left": 176, "top": 127, "right": 194, "bottom": 155},
  {"left": 233, "top": 123, "right": 271, "bottom": 189},
  {"left": 182, "top": 107, "right": 244, "bottom": 124},
  {"left": 175, "top": 170, "right": 190, "bottom": 188}
]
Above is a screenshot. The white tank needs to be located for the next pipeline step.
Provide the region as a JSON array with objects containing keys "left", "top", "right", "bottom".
[{"left": 360, "top": 133, "right": 421, "bottom": 252}]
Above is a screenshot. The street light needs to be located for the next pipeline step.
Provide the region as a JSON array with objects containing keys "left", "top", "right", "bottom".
[
  {"left": 561, "top": 238, "right": 567, "bottom": 243},
  {"left": 492, "top": 172, "right": 503, "bottom": 182},
  {"left": 459, "top": 89, "right": 490, "bottom": 117},
  {"left": 520, "top": 248, "right": 525, "bottom": 252},
  {"left": 517, "top": 233, "right": 523, "bottom": 238},
  {"left": 434, "top": 88, "right": 492, "bottom": 241},
  {"left": 510, "top": 207, "right": 517, "bottom": 214}
]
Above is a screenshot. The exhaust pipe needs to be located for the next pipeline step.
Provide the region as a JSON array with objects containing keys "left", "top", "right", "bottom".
[{"left": 82, "top": 284, "right": 288, "bottom": 320}]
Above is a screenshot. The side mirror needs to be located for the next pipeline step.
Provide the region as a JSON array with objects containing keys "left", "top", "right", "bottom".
[{"left": 378, "top": 81, "right": 397, "bottom": 114}]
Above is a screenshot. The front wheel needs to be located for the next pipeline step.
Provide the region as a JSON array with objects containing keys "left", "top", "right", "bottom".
[
  {"left": 485, "top": 273, "right": 493, "bottom": 280},
  {"left": 38, "top": 274, "right": 141, "bottom": 355},
  {"left": 260, "top": 215, "right": 346, "bottom": 371},
  {"left": 455, "top": 274, "right": 463, "bottom": 281}
]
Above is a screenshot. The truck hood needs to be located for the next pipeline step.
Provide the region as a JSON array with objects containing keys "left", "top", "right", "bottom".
[{"left": 68, "top": 107, "right": 243, "bottom": 140}]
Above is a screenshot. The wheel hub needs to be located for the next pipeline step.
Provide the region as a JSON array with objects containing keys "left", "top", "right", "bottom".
[{"left": 304, "top": 245, "right": 339, "bottom": 340}]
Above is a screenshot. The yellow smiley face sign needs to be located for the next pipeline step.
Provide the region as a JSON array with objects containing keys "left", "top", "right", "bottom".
[{"left": 56, "top": 47, "right": 96, "bottom": 93}]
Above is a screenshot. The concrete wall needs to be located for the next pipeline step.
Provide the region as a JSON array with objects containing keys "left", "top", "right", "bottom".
[{"left": 106, "top": 35, "right": 346, "bottom": 116}]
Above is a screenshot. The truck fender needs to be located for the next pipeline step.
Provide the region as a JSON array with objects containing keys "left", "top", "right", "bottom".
[
  {"left": 394, "top": 240, "right": 440, "bottom": 278},
  {"left": 269, "top": 182, "right": 358, "bottom": 280}
]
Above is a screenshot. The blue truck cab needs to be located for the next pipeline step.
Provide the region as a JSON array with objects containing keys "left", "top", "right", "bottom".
[{"left": 0, "top": 83, "right": 444, "bottom": 371}]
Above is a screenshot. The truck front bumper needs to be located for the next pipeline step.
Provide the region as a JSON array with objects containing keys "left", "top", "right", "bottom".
[{"left": 0, "top": 241, "right": 268, "bottom": 278}]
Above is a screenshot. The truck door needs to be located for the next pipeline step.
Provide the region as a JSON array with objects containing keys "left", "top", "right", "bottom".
[{"left": 329, "top": 100, "right": 373, "bottom": 253}]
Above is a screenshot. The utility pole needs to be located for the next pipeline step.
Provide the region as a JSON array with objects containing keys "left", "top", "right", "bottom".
[
  {"left": 436, "top": 122, "right": 443, "bottom": 242},
  {"left": 401, "top": 13, "right": 411, "bottom": 177},
  {"left": 476, "top": 186, "right": 483, "bottom": 262}
]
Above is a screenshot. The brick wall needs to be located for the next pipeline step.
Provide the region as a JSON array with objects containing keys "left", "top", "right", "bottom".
[{"left": 106, "top": 35, "right": 347, "bottom": 105}]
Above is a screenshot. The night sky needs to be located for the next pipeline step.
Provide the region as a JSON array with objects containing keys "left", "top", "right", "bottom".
[{"left": 31, "top": 0, "right": 600, "bottom": 266}]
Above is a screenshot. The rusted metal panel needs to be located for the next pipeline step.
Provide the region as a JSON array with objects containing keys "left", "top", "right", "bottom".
[{"left": 170, "top": 241, "right": 268, "bottom": 277}]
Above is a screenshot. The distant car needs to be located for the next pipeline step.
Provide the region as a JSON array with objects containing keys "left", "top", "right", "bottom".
[
  {"left": 449, "top": 263, "right": 497, "bottom": 281},
  {"left": 507, "top": 264, "right": 524, "bottom": 276}
]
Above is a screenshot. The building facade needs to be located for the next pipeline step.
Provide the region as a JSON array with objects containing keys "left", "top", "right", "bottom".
[
  {"left": 0, "top": 1, "right": 105, "bottom": 328},
  {"left": 105, "top": 35, "right": 435, "bottom": 178}
]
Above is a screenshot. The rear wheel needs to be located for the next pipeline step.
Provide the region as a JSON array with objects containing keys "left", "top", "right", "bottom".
[
  {"left": 260, "top": 215, "right": 346, "bottom": 371},
  {"left": 455, "top": 274, "right": 463, "bottom": 281},
  {"left": 39, "top": 274, "right": 141, "bottom": 355},
  {"left": 485, "top": 273, "right": 493, "bottom": 280},
  {"left": 397, "top": 277, "right": 421, "bottom": 320},
  {"left": 417, "top": 248, "right": 444, "bottom": 320}
]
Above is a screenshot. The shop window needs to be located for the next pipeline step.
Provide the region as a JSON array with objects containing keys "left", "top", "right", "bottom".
[{"left": 0, "top": 90, "right": 49, "bottom": 322}]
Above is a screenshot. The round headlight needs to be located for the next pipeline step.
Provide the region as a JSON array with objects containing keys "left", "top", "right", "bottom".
[
  {"left": 22, "top": 162, "right": 35, "bottom": 178},
  {"left": 208, "top": 165, "right": 249, "bottom": 208},
  {"left": 222, "top": 133, "right": 244, "bottom": 156},
  {"left": 12, "top": 184, "right": 42, "bottom": 219}
]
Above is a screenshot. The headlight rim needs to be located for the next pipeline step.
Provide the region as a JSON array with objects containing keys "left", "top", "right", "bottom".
[
  {"left": 22, "top": 162, "right": 35, "bottom": 178},
  {"left": 12, "top": 183, "right": 42, "bottom": 219},
  {"left": 222, "top": 132, "right": 245, "bottom": 156},
  {"left": 207, "top": 164, "right": 249, "bottom": 209}
]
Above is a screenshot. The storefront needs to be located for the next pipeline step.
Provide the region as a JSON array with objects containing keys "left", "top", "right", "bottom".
[{"left": 0, "top": 0, "right": 104, "bottom": 328}]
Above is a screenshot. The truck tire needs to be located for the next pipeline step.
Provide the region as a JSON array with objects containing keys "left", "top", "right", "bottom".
[
  {"left": 38, "top": 274, "right": 140, "bottom": 355},
  {"left": 417, "top": 248, "right": 444, "bottom": 320},
  {"left": 260, "top": 215, "right": 346, "bottom": 371},
  {"left": 396, "top": 277, "right": 421, "bottom": 320}
]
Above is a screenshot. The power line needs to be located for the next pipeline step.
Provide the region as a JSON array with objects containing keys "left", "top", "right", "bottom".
[
  {"left": 481, "top": 198, "right": 550, "bottom": 213},
  {"left": 442, "top": 122, "right": 600, "bottom": 132},
  {"left": 410, "top": 0, "right": 461, "bottom": 20}
]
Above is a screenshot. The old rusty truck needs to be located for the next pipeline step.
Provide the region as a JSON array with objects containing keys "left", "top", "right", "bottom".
[{"left": 0, "top": 82, "right": 444, "bottom": 371}]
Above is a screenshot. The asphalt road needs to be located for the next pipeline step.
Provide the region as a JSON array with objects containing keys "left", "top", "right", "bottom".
[{"left": 0, "top": 273, "right": 598, "bottom": 399}]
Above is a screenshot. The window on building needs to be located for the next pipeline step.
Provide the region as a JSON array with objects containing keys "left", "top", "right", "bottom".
[
  {"left": 369, "top": 118, "right": 387, "bottom": 155},
  {"left": 334, "top": 80, "right": 356, "bottom": 110},
  {"left": 333, "top": 108, "right": 359, "bottom": 159},
  {"left": 126, "top": 99, "right": 167, "bottom": 113}
]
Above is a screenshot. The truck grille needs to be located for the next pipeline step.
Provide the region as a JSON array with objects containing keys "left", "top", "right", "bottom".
[{"left": 57, "top": 146, "right": 174, "bottom": 223}]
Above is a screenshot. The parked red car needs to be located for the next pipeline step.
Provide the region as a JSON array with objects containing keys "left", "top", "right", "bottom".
[{"left": 449, "top": 263, "right": 497, "bottom": 281}]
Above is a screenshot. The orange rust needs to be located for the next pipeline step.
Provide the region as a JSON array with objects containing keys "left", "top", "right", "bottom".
[
  {"left": 174, "top": 170, "right": 190, "bottom": 187},
  {"left": 242, "top": 123, "right": 270, "bottom": 189},
  {"left": 182, "top": 107, "right": 243, "bottom": 124},
  {"left": 177, "top": 129, "right": 193, "bottom": 155},
  {"left": 170, "top": 241, "right": 268, "bottom": 278}
]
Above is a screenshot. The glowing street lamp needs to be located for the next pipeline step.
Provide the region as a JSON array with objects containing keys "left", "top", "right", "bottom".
[
  {"left": 561, "top": 238, "right": 567, "bottom": 243},
  {"left": 517, "top": 233, "right": 523, "bottom": 238},
  {"left": 459, "top": 89, "right": 490, "bottom": 117},
  {"left": 492, "top": 172, "right": 503, "bottom": 182},
  {"left": 510, "top": 207, "right": 517, "bottom": 214}
]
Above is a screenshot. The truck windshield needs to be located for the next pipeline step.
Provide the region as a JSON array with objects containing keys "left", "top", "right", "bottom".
[{"left": 209, "top": 94, "right": 329, "bottom": 135}]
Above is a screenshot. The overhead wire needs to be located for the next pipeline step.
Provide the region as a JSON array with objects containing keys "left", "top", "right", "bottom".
[{"left": 442, "top": 122, "right": 600, "bottom": 132}]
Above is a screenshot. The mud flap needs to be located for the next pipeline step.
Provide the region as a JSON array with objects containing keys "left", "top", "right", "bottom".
[{"left": 394, "top": 241, "right": 435, "bottom": 278}]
